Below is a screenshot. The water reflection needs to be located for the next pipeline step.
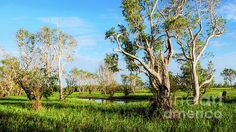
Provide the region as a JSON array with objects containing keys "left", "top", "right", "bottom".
[{"left": 78, "top": 98, "right": 143, "bottom": 103}]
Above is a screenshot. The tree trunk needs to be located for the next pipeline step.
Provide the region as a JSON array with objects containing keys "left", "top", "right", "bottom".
[
  {"left": 32, "top": 84, "right": 41, "bottom": 110},
  {"left": 17, "top": 88, "right": 23, "bottom": 96},
  {"left": 18, "top": 81, "right": 35, "bottom": 100},
  {"left": 58, "top": 51, "right": 64, "bottom": 100},
  {"left": 158, "top": 64, "right": 172, "bottom": 111},
  {"left": 149, "top": 81, "right": 172, "bottom": 118},
  {"left": 32, "top": 94, "right": 41, "bottom": 110},
  {"left": 59, "top": 78, "right": 64, "bottom": 100},
  {"left": 132, "top": 78, "right": 136, "bottom": 94},
  {"left": 148, "top": 64, "right": 173, "bottom": 116},
  {"left": 192, "top": 62, "right": 200, "bottom": 105}
]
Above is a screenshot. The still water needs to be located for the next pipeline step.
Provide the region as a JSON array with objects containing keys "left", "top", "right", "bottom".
[{"left": 78, "top": 98, "right": 145, "bottom": 103}]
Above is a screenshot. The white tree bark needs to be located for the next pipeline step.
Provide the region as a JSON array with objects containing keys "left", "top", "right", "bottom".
[{"left": 58, "top": 46, "right": 64, "bottom": 100}]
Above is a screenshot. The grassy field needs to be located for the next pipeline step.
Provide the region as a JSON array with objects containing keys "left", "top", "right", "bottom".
[{"left": 0, "top": 88, "right": 236, "bottom": 131}]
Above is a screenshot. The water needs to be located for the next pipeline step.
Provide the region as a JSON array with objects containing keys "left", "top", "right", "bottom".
[{"left": 78, "top": 98, "right": 143, "bottom": 103}]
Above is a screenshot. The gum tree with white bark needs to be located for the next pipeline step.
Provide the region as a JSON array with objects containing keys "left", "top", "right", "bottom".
[
  {"left": 56, "top": 31, "right": 77, "bottom": 100},
  {"left": 105, "top": 0, "right": 186, "bottom": 113},
  {"left": 173, "top": 0, "right": 225, "bottom": 104}
]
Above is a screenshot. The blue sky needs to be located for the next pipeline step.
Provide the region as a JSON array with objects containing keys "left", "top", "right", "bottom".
[{"left": 0, "top": 0, "right": 235, "bottom": 83}]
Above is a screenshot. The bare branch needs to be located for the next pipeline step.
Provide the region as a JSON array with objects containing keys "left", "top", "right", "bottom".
[
  {"left": 187, "top": 26, "right": 194, "bottom": 42},
  {"left": 177, "top": 58, "right": 187, "bottom": 62},
  {"left": 165, "top": 31, "right": 173, "bottom": 64},
  {"left": 114, "top": 34, "right": 161, "bottom": 82},
  {"left": 194, "top": 22, "right": 203, "bottom": 42},
  {"left": 175, "top": 34, "right": 191, "bottom": 60},
  {"left": 151, "top": 0, "right": 159, "bottom": 17},
  {"left": 196, "top": 34, "right": 214, "bottom": 63},
  {"left": 199, "top": 75, "right": 214, "bottom": 89}
]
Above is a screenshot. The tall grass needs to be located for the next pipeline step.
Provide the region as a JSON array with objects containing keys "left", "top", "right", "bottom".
[{"left": 0, "top": 88, "right": 236, "bottom": 131}]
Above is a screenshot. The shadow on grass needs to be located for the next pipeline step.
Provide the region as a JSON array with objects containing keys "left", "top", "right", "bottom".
[
  {"left": 0, "top": 110, "right": 82, "bottom": 131},
  {"left": 224, "top": 97, "right": 236, "bottom": 104},
  {"left": 43, "top": 102, "right": 147, "bottom": 117},
  {"left": 0, "top": 97, "right": 28, "bottom": 101},
  {"left": 0, "top": 101, "right": 31, "bottom": 109}
]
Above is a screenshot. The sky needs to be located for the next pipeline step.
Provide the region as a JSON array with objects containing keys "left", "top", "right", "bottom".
[{"left": 0, "top": 0, "right": 235, "bottom": 83}]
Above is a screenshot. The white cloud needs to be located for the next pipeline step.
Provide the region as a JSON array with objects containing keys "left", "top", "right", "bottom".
[
  {"left": 100, "top": 14, "right": 123, "bottom": 22},
  {"left": 77, "top": 35, "right": 104, "bottom": 47},
  {"left": 100, "top": 9, "right": 123, "bottom": 23},
  {"left": 38, "top": 17, "right": 93, "bottom": 28},
  {"left": 213, "top": 52, "right": 236, "bottom": 83},
  {"left": 0, "top": 46, "right": 19, "bottom": 59},
  {"left": 71, "top": 54, "right": 103, "bottom": 72},
  {"left": 75, "top": 34, "right": 113, "bottom": 56},
  {"left": 209, "top": 40, "right": 226, "bottom": 48},
  {"left": 219, "top": 1, "right": 236, "bottom": 21},
  {"left": 225, "top": 29, "right": 236, "bottom": 38},
  {"left": 0, "top": 48, "right": 4, "bottom": 57}
]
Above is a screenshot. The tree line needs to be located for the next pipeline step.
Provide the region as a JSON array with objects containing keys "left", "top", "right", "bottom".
[{"left": 0, "top": 41, "right": 145, "bottom": 109}]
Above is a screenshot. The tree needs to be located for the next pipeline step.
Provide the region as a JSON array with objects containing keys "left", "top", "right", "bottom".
[
  {"left": 16, "top": 27, "right": 77, "bottom": 109},
  {"left": 171, "top": 61, "right": 215, "bottom": 97},
  {"left": 105, "top": 0, "right": 186, "bottom": 113},
  {"left": 0, "top": 57, "right": 20, "bottom": 97},
  {"left": 56, "top": 31, "right": 77, "bottom": 100},
  {"left": 37, "top": 27, "right": 58, "bottom": 92},
  {"left": 16, "top": 28, "right": 57, "bottom": 109},
  {"left": 102, "top": 53, "right": 120, "bottom": 96},
  {"left": 77, "top": 70, "right": 88, "bottom": 92},
  {"left": 72, "top": 69, "right": 97, "bottom": 93},
  {"left": 96, "top": 64, "right": 117, "bottom": 97},
  {"left": 121, "top": 74, "right": 143, "bottom": 96},
  {"left": 85, "top": 72, "right": 97, "bottom": 94},
  {"left": 221, "top": 68, "right": 236, "bottom": 87},
  {"left": 173, "top": 0, "right": 225, "bottom": 104},
  {"left": 64, "top": 68, "right": 79, "bottom": 99}
]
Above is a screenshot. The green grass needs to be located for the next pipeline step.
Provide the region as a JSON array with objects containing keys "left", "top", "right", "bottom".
[{"left": 0, "top": 88, "right": 236, "bottom": 131}]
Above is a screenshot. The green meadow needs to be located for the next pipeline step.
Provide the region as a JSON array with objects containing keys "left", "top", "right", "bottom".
[{"left": 1, "top": 88, "right": 236, "bottom": 131}]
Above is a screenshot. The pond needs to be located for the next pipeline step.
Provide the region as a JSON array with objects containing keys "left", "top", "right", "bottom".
[{"left": 78, "top": 98, "right": 146, "bottom": 103}]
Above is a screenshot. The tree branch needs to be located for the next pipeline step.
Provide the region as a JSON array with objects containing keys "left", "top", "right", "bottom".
[
  {"left": 165, "top": 30, "right": 173, "bottom": 64},
  {"left": 175, "top": 34, "right": 191, "bottom": 60},
  {"left": 196, "top": 33, "right": 214, "bottom": 63},
  {"left": 151, "top": 0, "right": 159, "bottom": 18},
  {"left": 199, "top": 75, "right": 214, "bottom": 89},
  {"left": 114, "top": 34, "right": 162, "bottom": 83}
]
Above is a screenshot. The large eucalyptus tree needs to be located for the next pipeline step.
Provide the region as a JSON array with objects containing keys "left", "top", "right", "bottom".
[{"left": 105, "top": 0, "right": 186, "bottom": 112}]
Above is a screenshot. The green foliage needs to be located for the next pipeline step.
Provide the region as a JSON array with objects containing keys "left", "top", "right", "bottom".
[
  {"left": 105, "top": 0, "right": 173, "bottom": 73},
  {"left": 0, "top": 57, "right": 20, "bottom": 97},
  {"left": 16, "top": 27, "right": 68, "bottom": 101},
  {"left": 165, "top": 16, "right": 188, "bottom": 32},
  {"left": 104, "top": 53, "right": 120, "bottom": 73},
  {"left": 221, "top": 68, "right": 236, "bottom": 86},
  {"left": 171, "top": 62, "right": 214, "bottom": 96},
  {"left": 121, "top": 0, "right": 145, "bottom": 33},
  {"left": 121, "top": 74, "right": 144, "bottom": 96},
  {"left": 63, "top": 69, "right": 79, "bottom": 99}
]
